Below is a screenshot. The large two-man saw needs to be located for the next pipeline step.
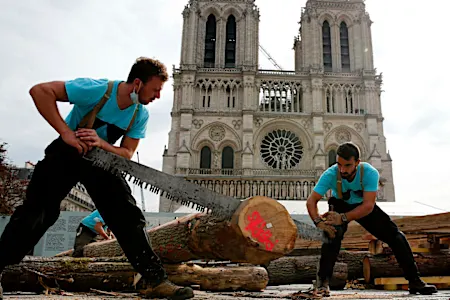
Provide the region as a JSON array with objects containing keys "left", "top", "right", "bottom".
[{"left": 84, "top": 148, "right": 330, "bottom": 243}]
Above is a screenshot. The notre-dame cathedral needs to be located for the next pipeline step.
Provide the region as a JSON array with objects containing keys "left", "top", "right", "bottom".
[{"left": 159, "top": 0, "right": 395, "bottom": 212}]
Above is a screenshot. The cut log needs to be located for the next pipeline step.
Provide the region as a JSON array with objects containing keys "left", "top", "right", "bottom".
[
  {"left": 3, "top": 256, "right": 268, "bottom": 293},
  {"left": 266, "top": 256, "right": 348, "bottom": 289},
  {"left": 78, "top": 196, "right": 297, "bottom": 266},
  {"left": 363, "top": 251, "right": 450, "bottom": 283}
]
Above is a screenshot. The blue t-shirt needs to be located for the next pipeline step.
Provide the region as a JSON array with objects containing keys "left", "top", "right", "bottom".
[
  {"left": 313, "top": 162, "right": 379, "bottom": 204},
  {"left": 81, "top": 210, "right": 107, "bottom": 234},
  {"left": 64, "top": 78, "right": 149, "bottom": 141}
]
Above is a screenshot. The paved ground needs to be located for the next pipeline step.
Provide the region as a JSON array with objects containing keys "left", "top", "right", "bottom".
[{"left": 3, "top": 285, "right": 450, "bottom": 300}]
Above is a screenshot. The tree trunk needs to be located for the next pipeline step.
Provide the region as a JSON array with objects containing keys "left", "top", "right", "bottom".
[
  {"left": 3, "top": 256, "right": 268, "bottom": 293},
  {"left": 266, "top": 256, "right": 348, "bottom": 289},
  {"left": 363, "top": 252, "right": 450, "bottom": 283},
  {"left": 79, "top": 196, "right": 297, "bottom": 266}
]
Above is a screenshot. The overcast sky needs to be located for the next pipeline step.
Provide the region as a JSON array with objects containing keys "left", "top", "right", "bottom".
[{"left": 0, "top": 0, "right": 449, "bottom": 216}]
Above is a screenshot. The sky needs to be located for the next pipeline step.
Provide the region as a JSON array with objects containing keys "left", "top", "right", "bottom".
[{"left": 0, "top": 0, "right": 449, "bottom": 216}]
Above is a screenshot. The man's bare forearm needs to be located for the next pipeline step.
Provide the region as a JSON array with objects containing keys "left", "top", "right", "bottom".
[
  {"left": 100, "top": 141, "right": 133, "bottom": 160},
  {"left": 306, "top": 199, "right": 321, "bottom": 221},
  {"left": 344, "top": 203, "right": 373, "bottom": 222},
  {"left": 30, "top": 85, "right": 71, "bottom": 135}
]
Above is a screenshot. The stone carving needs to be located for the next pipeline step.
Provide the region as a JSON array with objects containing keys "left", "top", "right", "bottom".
[
  {"left": 232, "top": 120, "right": 242, "bottom": 130},
  {"left": 335, "top": 129, "right": 351, "bottom": 144},
  {"left": 301, "top": 119, "right": 311, "bottom": 129},
  {"left": 192, "top": 119, "right": 204, "bottom": 129},
  {"left": 213, "top": 150, "right": 220, "bottom": 168},
  {"left": 209, "top": 125, "right": 225, "bottom": 142},
  {"left": 354, "top": 122, "right": 364, "bottom": 132},
  {"left": 254, "top": 117, "right": 263, "bottom": 127},
  {"left": 323, "top": 122, "right": 333, "bottom": 132}
]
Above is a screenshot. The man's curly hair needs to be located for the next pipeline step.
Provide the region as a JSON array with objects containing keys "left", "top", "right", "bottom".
[{"left": 126, "top": 57, "right": 168, "bottom": 84}]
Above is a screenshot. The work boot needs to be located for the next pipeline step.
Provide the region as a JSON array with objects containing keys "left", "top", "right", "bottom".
[
  {"left": 140, "top": 279, "right": 194, "bottom": 299},
  {"left": 409, "top": 278, "right": 437, "bottom": 295},
  {"left": 313, "top": 276, "right": 330, "bottom": 297}
]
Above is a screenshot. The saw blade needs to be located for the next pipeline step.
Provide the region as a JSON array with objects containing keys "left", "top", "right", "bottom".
[
  {"left": 292, "top": 219, "right": 331, "bottom": 243},
  {"left": 84, "top": 148, "right": 329, "bottom": 242},
  {"left": 84, "top": 148, "right": 242, "bottom": 218}
]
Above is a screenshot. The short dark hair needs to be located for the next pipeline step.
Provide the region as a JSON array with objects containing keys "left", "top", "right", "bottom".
[
  {"left": 336, "top": 142, "right": 360, "bottom": 161},
  {"left": 126, "top": 57, "right": 169, "bottom": 84}
]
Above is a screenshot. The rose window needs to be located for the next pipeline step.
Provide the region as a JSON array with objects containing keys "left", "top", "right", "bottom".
[{"left": 260, "top": 129, "right": 303, "bottom": 169}]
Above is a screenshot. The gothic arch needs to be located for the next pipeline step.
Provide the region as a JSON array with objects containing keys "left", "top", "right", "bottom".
[
  {"left": 222, "top": 5, "right": 244, "bottom": 20},
  {"left": 324, "top": 125, "right": 367, "bottom": 159},
  {"left": 199, "top": 4, "right": 221, "bottom": 20},
  {"left": 318, "top": 13, "right": 336, "bottom": 26},
  {"left": 336, "top": 13, "right": 353, "bottom": 27},
  {"left": 191, "top": 121, "right": 242, "bottom": 151},
  {"left": 217, "top": 139, "right": 239, "bottom": 152},
  {"left": 195, "top": 139, "right": 216, "bottom": 152},
  {"left": 254, "top": 118, "right": 314, "bottom": 151}
]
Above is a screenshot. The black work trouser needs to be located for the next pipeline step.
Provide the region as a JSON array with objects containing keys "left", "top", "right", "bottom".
[
  {"left": 72, "top": 224, "right": 98, "bottom": 257},
  {"left": 0, "top": 138, "right": 167, "bottom": 285},
  {"left": 318, "top": 197, "right": 420, "bottom": 282}
]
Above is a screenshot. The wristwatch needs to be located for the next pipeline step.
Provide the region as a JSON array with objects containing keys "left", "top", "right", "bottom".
[
  {"left": 313, "top": 217, "right": 323, "bottom": 226},
  {"left": 340, "top": 213, "right": 349, "bottom": 224}
]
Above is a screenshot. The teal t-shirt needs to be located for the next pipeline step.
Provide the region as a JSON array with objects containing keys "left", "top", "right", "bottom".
[
  {"left": 81, "top": 210, "right": 107, "bottom": 234},
  {"left": 313, "top": 162, "right": 379, "bottom": 204},
  {"left": 64, "top": 78, "right": 149, "bottom": 141}
]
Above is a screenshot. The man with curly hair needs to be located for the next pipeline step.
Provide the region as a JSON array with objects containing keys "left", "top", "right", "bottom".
[{"left": 0, "top": 57, "right": 194, "bottom": 299}]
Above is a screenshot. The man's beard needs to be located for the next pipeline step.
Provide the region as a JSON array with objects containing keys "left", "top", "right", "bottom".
[{"left": 341, "top": 168, "right": 357, "bottom": 179}]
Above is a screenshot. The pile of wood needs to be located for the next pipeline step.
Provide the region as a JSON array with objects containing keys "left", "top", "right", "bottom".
[
  {"left": 289, "top": 212, "right": 450, "bottom": 288},
  {"left": 4, "top": 204, "right": 450, "bottom": 294},
  {"left": 3, "top": 196, "right": 298, "bottom": 293},
  {"left": 294, "top": 212, "right": 450, "bottom": 252}
]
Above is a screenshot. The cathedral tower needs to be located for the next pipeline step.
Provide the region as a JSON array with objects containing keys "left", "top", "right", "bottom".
[{"left": 160, "top": 0, "right": 395, "bottom": 212}]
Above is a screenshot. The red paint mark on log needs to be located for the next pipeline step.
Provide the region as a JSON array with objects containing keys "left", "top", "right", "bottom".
[{"left": 244, "top": 211, "right": 279, "bottom": 251}]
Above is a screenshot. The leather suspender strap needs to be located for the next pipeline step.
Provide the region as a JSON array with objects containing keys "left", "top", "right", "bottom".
[
  {"left": 360, "top": 163, "right": 364, "bottom": 192},
  {"left": 126, "top": 105, "right": 139, "bottom": 133},
  {"left": 78, "top": 81, "right": 114, "bottom": 129},
  {"left": 77, "top": 81, "right": 139, "bottom": 133},
  {"left": 337, "top": 169, "right": 343, "bottom": 199},
  {"left": 336, "top": 163, "right": 365, "bottom": 199}
]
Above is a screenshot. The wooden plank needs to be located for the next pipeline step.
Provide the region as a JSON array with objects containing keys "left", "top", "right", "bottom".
[{"left": 375, "top": 276, "right": 450, "bottom": 285}]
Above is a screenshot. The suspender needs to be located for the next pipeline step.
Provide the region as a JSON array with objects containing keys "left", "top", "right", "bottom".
[
  {"left": 77, "top": 81, "right": 139, "bottom": 133},
  {"left": 336, "top": 163, "right": 364, "bottom": 199}
]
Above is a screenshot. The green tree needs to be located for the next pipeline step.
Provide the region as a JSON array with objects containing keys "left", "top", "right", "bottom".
[{"left": 0, "top": 142, "right": 27, "bottom": 215}]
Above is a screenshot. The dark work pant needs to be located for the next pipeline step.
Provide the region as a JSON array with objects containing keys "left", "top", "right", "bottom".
[
  {"left": 72, "top": 224, "right": 97, "bottom": 257},
  {"left": 0, "top": 138, "right": 167, "bottom": 285},
  {"left": 318, "top": 197, "right": 420, "bottom": 282}
]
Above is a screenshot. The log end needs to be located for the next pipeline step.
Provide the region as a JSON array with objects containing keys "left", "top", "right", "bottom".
[{"left": 231, "top": 196, "right": 297, "bottom": 264}]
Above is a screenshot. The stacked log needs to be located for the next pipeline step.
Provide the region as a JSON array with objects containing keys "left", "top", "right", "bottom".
[
  {"left": 363, "top": 252, "right": 450, "bottom": 283},
  {"left": 2, "top": 257, "right": 269, "bottom": 293},
  {"left": 294, "top": 212, "right": 450, "bottom": 251},
  {"left": 266, "top": 256, "right": 348, "bottom": 289}
]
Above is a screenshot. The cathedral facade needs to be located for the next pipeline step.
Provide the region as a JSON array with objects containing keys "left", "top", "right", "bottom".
[{"left": 160, "top": 0, "right": 395, "bottom": 212}]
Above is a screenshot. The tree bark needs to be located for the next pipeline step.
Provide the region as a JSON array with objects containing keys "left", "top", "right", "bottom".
[
  {"left": 363, "top": 252, "right": 450, "bottom": 283},
  {"left": 79, "top": 196, "right": 297, "bottom": 266},
  {"left": 266, "top": 256, "right": 348, "bottom": 289},
  {"left": 3, "top": 256, "right": 268, "bottom": 293}
]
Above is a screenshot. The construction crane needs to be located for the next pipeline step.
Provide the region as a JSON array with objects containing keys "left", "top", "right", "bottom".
[{"left": 259, "top": 44, "right": 283, "bottom": 70}]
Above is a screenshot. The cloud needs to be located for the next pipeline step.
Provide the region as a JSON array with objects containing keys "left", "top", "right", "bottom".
[{"left": 1, "top": 0, "right": 449, "bottom": 214}]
